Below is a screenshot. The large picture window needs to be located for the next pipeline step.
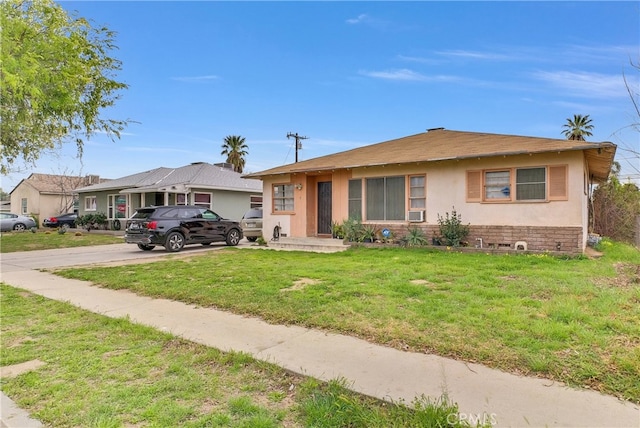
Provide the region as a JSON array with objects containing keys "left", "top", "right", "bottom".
[
  {"left": 366, "top": 176, "right": 405, "bottom": 220},
  {"left": 273, "top": 184, "right": 294, "bottom": 212}
]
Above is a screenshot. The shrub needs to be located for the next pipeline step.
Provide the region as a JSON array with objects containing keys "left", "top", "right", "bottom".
[
  {"left": 437, "top": 207, "right": 469, "bottom": 247},
  {"left": 342, "top": 218, "right": 363, "bottom": 242},
  {"left": 331, "top": 221, "right": 345, "bottom": 239},
  {"left": 400, "top": 226, "right": 429, "bottom": 247}
]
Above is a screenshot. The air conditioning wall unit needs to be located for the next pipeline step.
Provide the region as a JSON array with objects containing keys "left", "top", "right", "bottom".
[{"left": 407, "top": 210, "right": 425, "bottom": 222}]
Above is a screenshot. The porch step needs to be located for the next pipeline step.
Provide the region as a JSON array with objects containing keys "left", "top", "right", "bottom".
[{"left": 267, "top": 237, "right": 351, "bottom": 253}]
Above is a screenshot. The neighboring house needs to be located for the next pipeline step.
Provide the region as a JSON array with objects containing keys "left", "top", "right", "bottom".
[
  {"left": 244, "top": 129, "right": 616, "bottom": 253},
  {"left": 9, "top": 173, "right": 104, "bottom": 225},
  {"left": 75, "top": 162, "right": 263, "bottom": 229}
]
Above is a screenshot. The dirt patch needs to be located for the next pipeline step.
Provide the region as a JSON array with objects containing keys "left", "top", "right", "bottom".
[
  {"left": 0, "top": 359, "right": 46, "bottom": 378},
  {"left": 281, "top": 278, "right": 320, "bottom": 292}
]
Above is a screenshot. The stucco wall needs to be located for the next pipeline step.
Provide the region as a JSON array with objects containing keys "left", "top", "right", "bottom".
[{"left": 260, "top": 150, "right": 590, "bottom": 251}]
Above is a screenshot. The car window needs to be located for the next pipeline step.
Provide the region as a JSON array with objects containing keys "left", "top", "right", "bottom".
[
  {"left": 131, "top": 209, "right": 159, "bottom": 219},
  {"left": 243, "top": 209, "right": 262, "bottom": 219},
  {"left": 200, "top": 209, "right": 219, "bottom": 220},
  {"left": 179, "top": 209, "right": 200, "bottom": 219},
  {"left": 159, "top": 208, "right": 180, "bottom": 218}
]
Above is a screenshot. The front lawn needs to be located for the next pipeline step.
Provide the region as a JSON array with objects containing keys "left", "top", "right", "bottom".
[
  {"left": 56, "top": 240, "right": 640, "bottom": 403},
  {"left": 0, "top": 230, "right": 123, "bottom": 252},
  {"left": 1, "top": 285, "right": 479, "bottom": 427}
]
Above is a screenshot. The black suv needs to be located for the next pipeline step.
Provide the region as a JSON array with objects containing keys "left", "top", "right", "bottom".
[{"left": 124, "top": 205, "right": 243, "bottom": 252}]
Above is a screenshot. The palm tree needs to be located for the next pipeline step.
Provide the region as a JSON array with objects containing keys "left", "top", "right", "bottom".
[
  {"left": 562, "top": 114, "right": 594, "bottom": 141},
  {"left": 220, "top": 135, "right": 248, "bottom": 173}
]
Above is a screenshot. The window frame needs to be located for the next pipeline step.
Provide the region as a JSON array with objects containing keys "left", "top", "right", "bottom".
[
  {"left": 467, "top": 165, "right": 568, "bottom": 203},
  {"left": 21, "top": 198, "right": 27, "bottom": 215},
  {"left": 408, "top": 175, "right": 426, "bottom": 211},
  {"left": 272, "top": 183, "right": 294, "bottom": 213},
  {"left": 84, "top": 196, "right": 97, "bottom": 211},
  {"left": 365, "top": 175, "right": 405, "bottom": 221}
]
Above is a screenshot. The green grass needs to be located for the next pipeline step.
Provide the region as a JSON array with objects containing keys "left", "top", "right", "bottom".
[
  {"left": 0, "top": 230, "right": 123, "bottom": 252},
  {"left": 55, "top": 240, "right": 640, "bottom": 403},
  {"left": 1, "top": 285, "right": 481, "bottom": 427}
]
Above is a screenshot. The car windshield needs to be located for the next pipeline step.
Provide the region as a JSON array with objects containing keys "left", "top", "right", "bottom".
[{"left": 243, "top": 209, "right": 262, "bottom": 219}]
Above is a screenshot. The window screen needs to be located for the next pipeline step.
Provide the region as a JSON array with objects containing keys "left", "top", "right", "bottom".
[{"left": 516, "top": 168, "right": 546, "bottom": 200}]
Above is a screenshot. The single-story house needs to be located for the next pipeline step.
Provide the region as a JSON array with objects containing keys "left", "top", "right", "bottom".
[
  {"left": 243, "top": 128, "right": 616, "bottom": 253},
  {"left": 9, "top": 173, "right": 105, "bottom": 224},
  {"left": 75, "top": 162, "right": 263, "bottom": 229}
]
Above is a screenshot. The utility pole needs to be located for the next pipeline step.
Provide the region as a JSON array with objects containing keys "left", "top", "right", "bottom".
[{"left": 287, "top": 132, "right": 309, "bottom": 163}]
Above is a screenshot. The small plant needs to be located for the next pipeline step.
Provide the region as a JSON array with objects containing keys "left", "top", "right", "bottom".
[
  {"left": 256, "top": 236, "right": 267, "bottom": 246},
  {"left": 360, "top": 224, "right": 378, "bottom": 243},
  {"left": 30, "top": 226, "right": 37, "bottom": 233},
  {"left": 437, "top": 207, "right": 469, "bottom": 247},
  {"left": 342, "top": 217, "right": 363, "bottom": 242},
  {"left": 400, "top": 226, "right": 428, "bottom": 247},
  {"left": 57, "top": 227, "right": 66, "bottom": 235},
  {"left": 331, "top": 221, "right": 345, "bottom": 239}
]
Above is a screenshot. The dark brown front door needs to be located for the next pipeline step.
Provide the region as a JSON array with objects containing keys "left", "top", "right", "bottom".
[{"left": 317, "top": 181, "right": 332, "bottom": 235}]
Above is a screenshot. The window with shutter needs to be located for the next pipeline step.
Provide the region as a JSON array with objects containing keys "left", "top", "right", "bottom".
[
  {"left": 466, "top": 170, "right": 482, "bottom": 202},
  {"left": 548, "top": 165, "right": 568, "bottom": 200}
]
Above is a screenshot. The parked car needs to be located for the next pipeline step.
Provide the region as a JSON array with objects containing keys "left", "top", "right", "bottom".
[
  {"left": 240, "top": 208, "right": 263, "bottom": 242},
  {"left": 43, "top": 213, "right": 78, "bottom": 229},
  {"left": 0, "top": 212, "right": 37, "bottom": 232},
  {"left": 124, "top": 205, "right": 243, "bottom": 252}
]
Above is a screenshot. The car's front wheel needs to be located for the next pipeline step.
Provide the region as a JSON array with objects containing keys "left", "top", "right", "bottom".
[
  {"left": 165, "top": 232, "right": 185, "bottom": 252},
  {"left": 226, "top": 228, "right": 241, "bottom": 246},
  {"left": 137, "top": 243, "right": 155, "bottom": 251},
  {"left": 13, "top": 223, "right": 26, "bottom": 231}
]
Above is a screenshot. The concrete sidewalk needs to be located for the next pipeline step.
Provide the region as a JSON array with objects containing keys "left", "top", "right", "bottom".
[{"left": 1, "top": 268, "right": 639, "bottom": 427}]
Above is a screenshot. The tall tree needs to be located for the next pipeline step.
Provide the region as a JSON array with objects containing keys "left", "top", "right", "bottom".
[
  {"left": 221, "top": 135, "right": 248, "bottom": 173},
  {"left": 0, "top": 0, "right": 130, "bottom": 174},
  {"left": 591, "top": 162, "right": 640, "bottom": 244},
  {"left": 561, "top": 114, "right": 594, "bottom": 141}
]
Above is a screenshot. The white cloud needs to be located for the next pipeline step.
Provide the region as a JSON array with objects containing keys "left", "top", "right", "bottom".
[
  {"left": 531, "top": 70, "right": 627, "bottom": 99},
  {"left": 434, "top": 49, "right": 513, "bottom": 61},
  {"left": 346, "top": 13, "right": 369, "bottom": 25},
  {"left": 171, "top": 75, "right": 219, "bottom": 82},
  {"left": 359, "top": 69, "right": 459, "bottom": 82}
]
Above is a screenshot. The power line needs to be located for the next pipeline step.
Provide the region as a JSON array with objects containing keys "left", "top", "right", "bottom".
[{"left": 287, "top": 132, "right": 309, "bottom": 163}]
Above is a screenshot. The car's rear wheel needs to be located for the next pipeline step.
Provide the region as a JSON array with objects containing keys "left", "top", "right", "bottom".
[
  {"left": 13, "top": 223, "right": 26, "bottom": 231},
  {"left": 246, "top": 236, "right": 258, "bottom": 242},
  {"left": 165, "top": 232, "right": 185, "bottom": 252},
  {"left": 226, "top": 228, "right": 241, "bottom": 246},
  {"left": 137, "top": 243, "right": 155, "bottom": 251}
]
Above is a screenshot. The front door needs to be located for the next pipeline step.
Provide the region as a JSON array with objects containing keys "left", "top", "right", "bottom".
[{"left": 317, "top": 181, "right": 332, "bottom": 235}]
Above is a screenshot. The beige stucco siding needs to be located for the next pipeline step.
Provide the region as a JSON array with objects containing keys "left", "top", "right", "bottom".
[
  {"left": 344, "top": 151, "right": 585, "bottom": 228},
  {"left": 262, "top": 174, "right": 293, "bottom": 239}
]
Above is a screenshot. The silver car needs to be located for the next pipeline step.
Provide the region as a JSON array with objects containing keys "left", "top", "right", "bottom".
[
  {"left": 0, "top": 212, "right": 37, "bottom": 231},
  {"left": 240, "top": 208, "right": 263, "bottom": 242}
]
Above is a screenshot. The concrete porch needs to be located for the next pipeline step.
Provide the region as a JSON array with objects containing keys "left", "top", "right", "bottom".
[{"left": 267, "top": 237, "right": 351, "bottom": 253}]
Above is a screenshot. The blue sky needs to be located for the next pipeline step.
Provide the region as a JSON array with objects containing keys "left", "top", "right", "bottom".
[{"left": 3, "top": 1, "right": 639, "bottom": 192}]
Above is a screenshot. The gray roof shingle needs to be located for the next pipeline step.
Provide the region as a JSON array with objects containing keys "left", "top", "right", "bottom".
[{"left": 76, "top": 163, "right": 262, "bottom": 193}]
